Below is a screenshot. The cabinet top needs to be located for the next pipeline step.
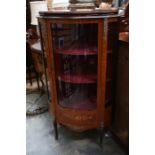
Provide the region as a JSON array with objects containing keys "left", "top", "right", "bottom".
[{"left": 38, "top": 9, "right": 119, "bottom": 19}]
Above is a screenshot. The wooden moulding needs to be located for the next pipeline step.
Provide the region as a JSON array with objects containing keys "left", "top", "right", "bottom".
[{"left": 104, "top": 106, "right": 112, "bottom": 127}]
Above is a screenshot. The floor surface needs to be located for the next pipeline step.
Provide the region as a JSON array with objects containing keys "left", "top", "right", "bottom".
[{"left": 26, "top": 112, "right": 127, "bottom": 155}]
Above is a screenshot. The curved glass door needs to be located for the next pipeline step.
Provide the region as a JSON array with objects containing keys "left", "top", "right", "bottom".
[{"left": 51, "top": 23, "right": 98, "bottom": 110}]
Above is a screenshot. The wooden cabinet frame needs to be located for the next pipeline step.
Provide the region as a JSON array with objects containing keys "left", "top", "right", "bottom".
[{"left": 38, "top": 11, "right": 119, "bottom": 144}]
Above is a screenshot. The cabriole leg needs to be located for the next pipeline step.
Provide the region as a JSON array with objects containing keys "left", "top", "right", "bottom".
[
  {"left": 53, "top": 119, "right": 58, "bottom": 140},
  {"left": 99, "top": 122, "right": 104, "bottom": 146}
]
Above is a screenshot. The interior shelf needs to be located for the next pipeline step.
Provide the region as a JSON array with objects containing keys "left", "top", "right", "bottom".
[
  {"left": 55, "top": 42, "right": 97, "bottom": 55},
  {"left": 58, "top": 74, "right": 97, "bottom": 84},
  {"left": 58, "top": 74, "right": 112, "bottom": 84},
  {"left": 59, "top": 96, "right": 96, "bottom": 110}
]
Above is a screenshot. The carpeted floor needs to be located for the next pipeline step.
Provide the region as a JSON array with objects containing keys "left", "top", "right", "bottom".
[{"left": 26, "top": 77, "right": 49, "bottom": 115}]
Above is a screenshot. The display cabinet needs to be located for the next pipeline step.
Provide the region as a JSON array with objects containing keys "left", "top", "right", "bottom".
[{"left": 38, "top": 10, "right": 119, "bottom": 144}]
